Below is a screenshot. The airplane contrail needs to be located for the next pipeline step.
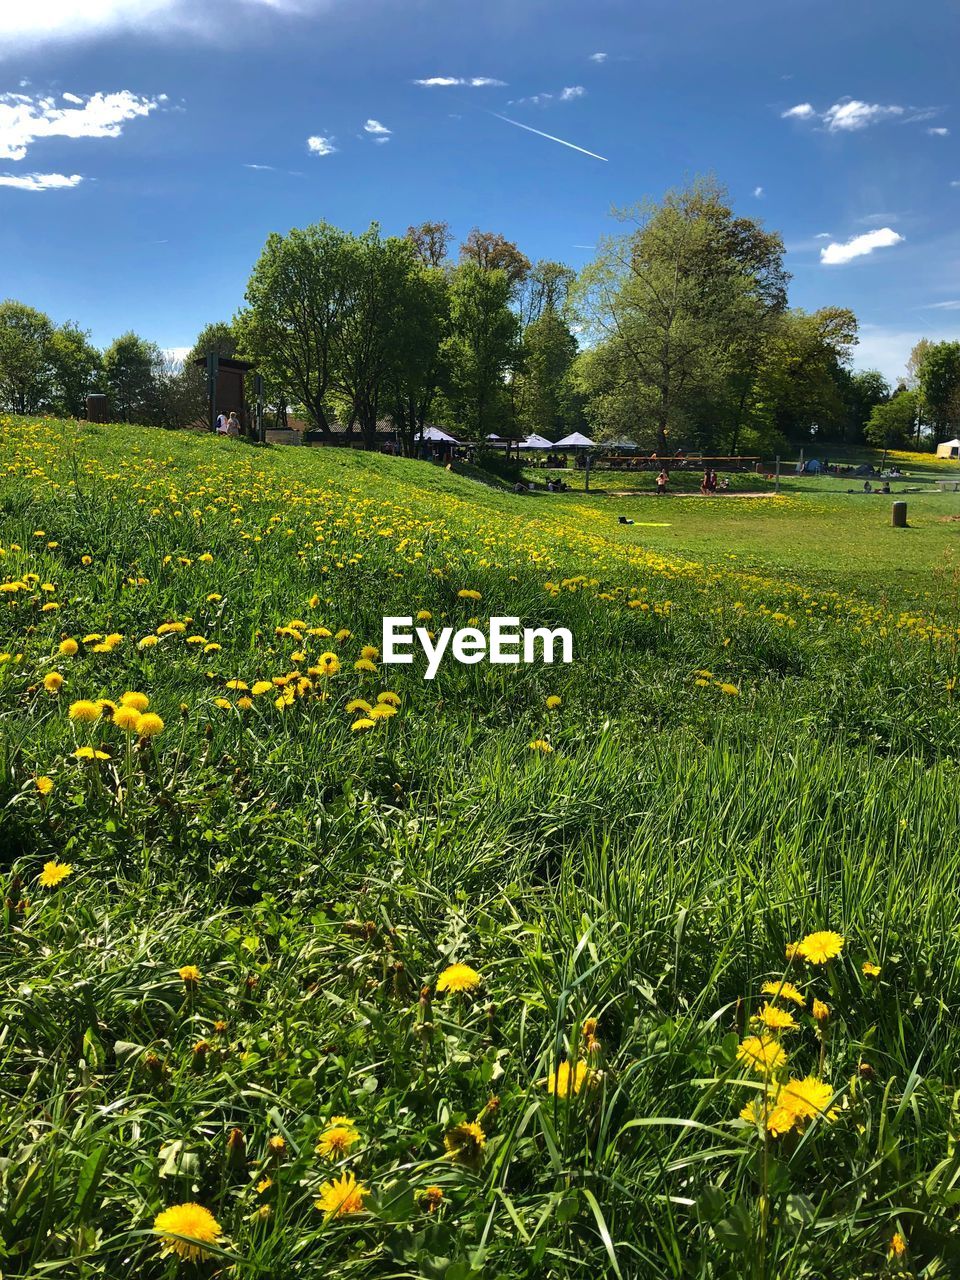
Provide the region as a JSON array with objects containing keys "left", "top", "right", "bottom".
[{"left": 490, "top": 113, "right": 609, "bottom": 162}]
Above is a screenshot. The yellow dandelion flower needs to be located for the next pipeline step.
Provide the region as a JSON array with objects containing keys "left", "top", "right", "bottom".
[
  {"left": 58, "top": 638, "right": 79, "bottom": 656},
  {"left": 812, "top": 999, "right": 831, "bottom": 1024},
  {"left": 314, "top": 1170, "right": 369, "bottom": 1217},
  {"left": 545, "top": 1060, "right": 594, "bottom": 1097},
  {"left": 443, "top": 1121, "right": 486, "bottom": 1165},
  {"left": 317, "top": 652, "right": 341, "bottom": 676},
  {"left": 457, "top": 589, "right": 481, "bottom": 600},
  {"left": 35, "top": 775, "right": 54, "bottom": 796},
  {"left": 376, "top": 691, "right": 401, "bottom": 706},
  {"left": 120, "top": 691, "right": 150, "bottom": 711},
  {"left": 889, "top": 1233, "right": 907, "bottom": 1259},
  {"left": 345, "top": 699, "right": 372, "bottom": 714},
  {"left": 316, "top": 1122, "right": 361, "bottom": 1158},
  {"left": 138, "top": 712, "right": 165, "bottom": 736},
  {"left": 153, "top": 1202, "right": 222, "bottom": 1262},
  {"left": 68, "top": 698, "right": 101, "bottom": 723},
  {"left": 435, "top": 963, "right": 481, "bottom": 994},
  {"left": 43, "top": 672, "right": 64, "bottom": 693},
  {"left": 760, "top": 981, "right": 805, "bottom": 1006},
  {"left": 251, "top": 681, "right": 273, "bottom": 696},
  {"left": 736, "top": 1035, "right": 787, "bottom": 1075},
  {"left": 796, "top": 931, "right": 844, "bottom": 965},
  {"left": 546, "top": 695, "right": 562, "bottom": 709},
  {"left": 179, "top": 965, "right": 201, "bottom": 985},
  {"left": 528, "top": 739, "right": 553, "bottom": 753},
  {"left": 417, "top": 1186, "right": 445, "bottom": 1213},
  {"left": 861, "top": 961, "right": 881, "bottom": 977},
  {"left": 350, "top": 716, "right": 375, "bottom": 731},
  {"left": 777, "top": 1076, "right": 838, "bottom": 1123},
  {"left": 73, "top": 746, "right": 109, "bottom": 761},
  {"left": 113, "top": 705, "right": 142, "bottom": 732},
  {"left": 39, "top": 860, "right": 72, "bottom": 888},
  {"left": 755, "top": 1002, "right": 798, "bottom": 1032}
]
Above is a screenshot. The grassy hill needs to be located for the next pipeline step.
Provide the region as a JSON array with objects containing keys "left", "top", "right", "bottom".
[{"left": 2, "top": 415, "right": 960, "bottom": 1278}]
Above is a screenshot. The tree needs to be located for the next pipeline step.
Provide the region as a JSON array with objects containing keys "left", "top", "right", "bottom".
[
  {"left": 517, "top": 310, "right": 580, "bottom": 439},
  {"left": 576, "top": 178, "right": 789, "bottom": 451},
  {"left": 332, "top": 227, "right": 423, "bottom": 449},
  {"left": 865, "top": 388, "right": 919, "bottom": 450},
  {"left": 0, "top": 301, "right": 55, "bottom": 414},
  {"left": 749, "top": 307, "right": 859, "bottom": 444},
  {"left": 460, "top": 230, "right": 531, "bottom": 291},
  {"left": 237, "top": 223, "right": 352, "bottom": 437},
  {"left": 387, "top": 266, "right": 450, "bottom": 456},
  {"left": 519, "top": 261, "right": 577, "bottom": 328},
  {"left": 406, "top": 221, "right": 452, "bottom": 268},
  {"left": 103, "top": 332, "right": 164, "bottom": 423},
  {"left": 917, "top": 341, "right": 960, "bottom": 434},
  {"left": 48, "top": 322, "right": 102, "bottom": 417},
  {"left": 444, "top": 262, "right": 519, "bottom": 438},
  {"left": 837, "top": 368, "right": 890, "bottom": 445}
]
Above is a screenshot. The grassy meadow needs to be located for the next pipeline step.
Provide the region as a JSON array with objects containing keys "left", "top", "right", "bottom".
[{"left": 4, "top": 414, "right": 960, "bottom": 1278}]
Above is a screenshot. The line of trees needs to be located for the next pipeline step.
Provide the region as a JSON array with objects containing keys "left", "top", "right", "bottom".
[{"left": 2, "top": 178, "right": 959, "bottom": 453}]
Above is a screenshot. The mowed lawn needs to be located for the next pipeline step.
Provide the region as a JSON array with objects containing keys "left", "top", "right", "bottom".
[{"left": 3, "top": 416, "right": 960, "bottom": 1279}]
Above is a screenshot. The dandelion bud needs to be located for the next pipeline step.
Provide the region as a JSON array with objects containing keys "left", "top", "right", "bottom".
[
  {"left": 227, "top": 1127, "right": 247, "bottom": 1168},
  {"left": 858, "top": 1060, "right": 874, "bottom": 1080}
]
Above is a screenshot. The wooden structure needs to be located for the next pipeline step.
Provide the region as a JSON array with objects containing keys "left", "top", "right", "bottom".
[{"left": 193, "top": 355, "right": 259, "bottom": 435}]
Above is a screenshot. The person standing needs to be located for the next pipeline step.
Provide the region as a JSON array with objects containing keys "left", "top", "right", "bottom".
[
  {"left": 226, "top": 411, "right": 241, "bottom": 438},
  {"left": 656, "top": 468, "right": 669, "bottom": 496}
]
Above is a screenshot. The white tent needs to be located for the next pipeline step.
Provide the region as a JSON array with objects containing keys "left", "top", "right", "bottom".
[
  {"left": 936, "top": 438, "right": 960, "bottom": 459},
  {"left": 601, "top": 436, "right": 640, "bottom": 451},
  {"left": 555, "top": 431, "right": 595, "bottom": 448},
  {"left": 415, "top": 426, "right": 460, "bottom": 444},
  {"left": 519, "top": 433, "right": 554, "bottom": 449}
]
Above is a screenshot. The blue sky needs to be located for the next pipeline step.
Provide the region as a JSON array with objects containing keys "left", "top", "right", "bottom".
[{"left": 1, "top": 0, "right": 957, "bottom": 382}]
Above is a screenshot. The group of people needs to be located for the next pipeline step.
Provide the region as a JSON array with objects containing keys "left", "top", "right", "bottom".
[
  {"left": 862, "top": 479, "right": 892, "bottom": 494},
  {"left": 215, "top": 411, "right": 242, "bottom": 437}
]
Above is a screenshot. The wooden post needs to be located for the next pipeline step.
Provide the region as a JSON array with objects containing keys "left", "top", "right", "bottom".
[
  {"left": 892, "top": 501, "right": 907, "bottom": 528},
  {"left": 775, "top": 456, "right": 780, "bottom": 494}
]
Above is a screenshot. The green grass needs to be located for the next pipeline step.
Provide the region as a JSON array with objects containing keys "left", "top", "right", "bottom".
[{"left": 2, "top": 415, "right": 960, "bottom": 1278}]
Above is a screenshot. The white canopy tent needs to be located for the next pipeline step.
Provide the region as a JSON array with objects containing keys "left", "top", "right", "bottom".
[
  {"left": 519, "top": 433, "right": 554, "bottom": 450},
  {"left": 415, "top": 426, "right": 460, "bottom": 444},
  {"left": 554, "top": 431, "right": 595, "bottom": 449},
  {"left": 936, "top": 438, "right": 960, "bottom": 459}
]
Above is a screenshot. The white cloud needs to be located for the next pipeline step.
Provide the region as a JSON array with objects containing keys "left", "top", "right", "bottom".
[
  {"left": 820, "top": 227, "right": 904, "bottom": 265},
  {"left": 814, "top": 231, "right": 831, "bottom": 238},
  {"left": 782, "top": 102, "right": 815, "bottom": 120},
  {"left": 925, "top": 300, "right": 960, "bottom": 310},
  {"left": 0, "top": 170, "right": 83, "bottom": 190},
  {"left": 0, "top": 89, "right": 161, "bottom": 161},
  {"left": 62, "top": 91, "right": 83, "bottom": 104},
  {"left": 822, "top": 99, "right": 904, "bottom": 131},
  {"left": 511, "top": 85, "right": 586, "bottom": 108},
  {"left": 413, "top": 76, "right": 505, "bottom": 87},
  {"left": 952, "top": 180, "right": 960, "bottom": 188},
  {"left": 753, "top": 185, "right": 764, "bottom": 198},
  {"left": 244, "top": 162, "right": 274, "bottom": 170},
  {"left": 928, "top": 126, "right": 949, "bottom": 136},
  {"left": 589, "top": 52, "right": 607, "bottom": 63},
  {"left": 363, "top": 118, "right": 391, "bottom": 138},
  {"left": 0, "top": 1, "right": 340, "bottom": 54},
  {"left": 306, "top": 134, "right": 336, "bottom": 155}
]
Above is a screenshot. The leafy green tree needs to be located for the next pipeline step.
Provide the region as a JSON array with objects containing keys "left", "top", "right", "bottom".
[
  {"left": 576, "top": 178, "right": 788, "bottom": 451},
  {"left": 103, "top": 332, "right": 164, "bottom": 424},
  {"left": 750, "top": 307, "right": 859, "bottom": 443},
  {"left": 49, "top": 322, "right": 103, "bottom": 417},
  {"left": 519, "top": 261, "right": 577, "bottom": 328},
  {"left": 332, "top": 228, "right": 424, "bottom": 449},
  {"left": 237, "top": 223, "right": 352, "bottom": 437},
  {"left": 917, "top": 341, "right": 960, "bottom": 434},
  {"left": 516, "top": 310, "right": 580, "bottom": 439},
  {"left": 387, "top": 266, "right": 450, "bottom": 456},
  {"left": 836, "top": 368, "right": 890, "bottom": 445},
  {"left": 865, "top": 388, "right": 919, "bottom": 450},
  {"left": 0, "top": 300, "right": 55, "bottom": 414},
  {"left": 460, "top": 229, "right": 531, "bottom": 292},
  {"left": 443, "top": 262, "right": 519, "bottom": 439}
]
